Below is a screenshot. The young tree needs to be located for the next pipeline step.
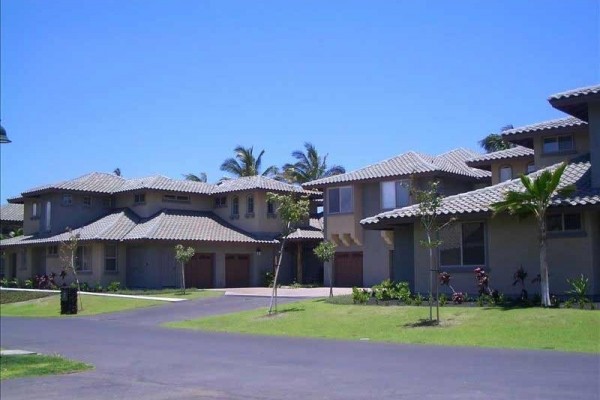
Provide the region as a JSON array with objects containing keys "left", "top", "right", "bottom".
[
  {"left": 491, "top": 163, "right": 573, "bottom": 306},
  {"left": 413, "top": 181, "right": 453, "bottom": 323},
  {"left": 313, "top": 241, "right": 337, "bottom": 298},
  {"left": 266, "top": 192, "right": 310, "bottom": 314},
  {"left": 174, "top": 244, "right": 195, "bottom": 295},
  {"left": 59, "top": 228, "right": 83, "bottom": 310}
]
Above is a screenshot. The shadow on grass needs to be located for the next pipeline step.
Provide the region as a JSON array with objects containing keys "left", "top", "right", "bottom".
[{"left": 403, "top": 319, "right": 441, "bottom": 328}]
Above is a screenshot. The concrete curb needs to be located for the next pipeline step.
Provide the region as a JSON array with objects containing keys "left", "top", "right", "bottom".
[{"left": 0, "top": 287, "right": 186, "bottom": 302}]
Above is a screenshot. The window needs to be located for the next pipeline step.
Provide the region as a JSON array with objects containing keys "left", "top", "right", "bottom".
[
  {"left": 246, "top": 195, "right": 255, "bottom": 216},
  {"left": 381, "top": 180, "right": 410, "bottom": 209},
  {"left": 267, "top": 200, "right": 276, "bottom": 217},
  {"left": 547, "top": 213, "right": 582, "bottom": 232},
  {"left": 32, "top": 203, "right": 37, "bottom": 218},
  {"left": 104, "top": 244, "right": 118, "bottom": 272},
  {"left": 526, "top": 163, "right": 536, "bottom": 174},
  {"left": 328, "top": 187, "right": 353, "bottom": 214},
  {"left": 499, "top": 166, "right": 512, "bottom": 182},
  {"left": 163, "top": 194, "right": 190, "bottom": 203},
  {"left": 134, "top": 193, "right": 146, "bottom": 204},
  {"left": 47, "top": 246, "right": 58, "bottom": 256},
  {"left": 62, "top": 194, "right": 73, "bottom": 206},
  {"left": 231, "top": 196, "right": 239, "bottom": 217},
  {"left": 45, "top": 201, "right": 52, "bottom": 231},
  {"left": 102, "top": 197, "right": 113, "bottom": 208},
  {"left": 543, "top": 135, "right": 574, "bottom": 154},
  {"left": 75, "top": 247, "right": 91, "bottom": 271},
  {"left": 439, "top": 222, "right": 486, "bottom": 267},
  {"left": 214, "top": 196, "right": 227, "bottom": 208},
  {"left": 83, "top": 196, "right": 92, "bottom": 207}
]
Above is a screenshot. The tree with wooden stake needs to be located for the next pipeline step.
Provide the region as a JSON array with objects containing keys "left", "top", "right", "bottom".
[
  {"left": 313, "top": 241, "right": 337, "bottom": 298},
  {"left": 175, "top": 245, "right": 195, "bottom": 295},
  {"left": 491, "top": 163, "right": 573, "bottom": 307},
  {"left": 59, "top": 228, "right": 83, "bottom": 311},
  {"left": 413, "top": 181, "right": 453, "bottom": 323},
  {"left": 267, "top": 192, "right": 310, "bottom": 314}
]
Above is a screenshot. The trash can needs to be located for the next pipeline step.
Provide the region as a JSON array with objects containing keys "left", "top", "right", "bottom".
[{"left": 60, "top": 287, "right": 78, "bottom": 315}]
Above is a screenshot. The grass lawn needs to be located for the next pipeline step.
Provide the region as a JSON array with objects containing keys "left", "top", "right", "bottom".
[
  {"left": 140, "top": 289, "right": 223, "bottom": 300},
  {"left": 1, "top": 291, "right": 55, "bottom": 304},
  {"left": 1, "top": 354, "right": 92, "bottom": 380},
  {"left": 166, "top": 299, "right": 600, "bottom": 353}
]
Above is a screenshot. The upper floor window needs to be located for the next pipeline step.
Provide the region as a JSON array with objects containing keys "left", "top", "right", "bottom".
[
  {"left": 62, "top": 194, "right": 73, "bottom": 206},
  {"left": 543, "top": 135, "right": 574, "bottom": 154},
  {"left": 75, "top": 246, "right": 91, "bottom": 271},
  {"left": 231, "top": 196, "right": 240, "bottom": 217},
  {"left": 102, "top": 197, "right": 113, "bottom": 208},
  {"left": 214, "top": 196, "right": 227, "bottom": 208},
  {"left": 328, "top": 187, "right": 353, "bottom": 214},
  {"left": 526, "top": 163, "right": 536, "bottom": 174},
  {"left": 163, "top": 194, "right": 190, "bottom": 203},
  {"left": 47, "top": 245, "right": 58, "bottom": 256},
  {"left": 547, "top": 213, "right": 582, "bottom": 232},
  {"left": 104, "top": 244, "right": 118, "bottom": 272},
  {"left": 83, "top": 196, "right": 92, "bottom": 207},
  {"left": 499, "top": 166, "right": 512, "bottom": 182},
  {"left": 439, "top": 222, "right": 486, "bottom": 267},
  {"left": 45, "top": 201, "right": 52, "bottom": 231},
  {"left": 32, "top": 202, "right": 39, "bottom": 218},
  {"left": 267, "top": 200, "right": 276, "bottom": 217},
  {"left": 246, "top": 195, "right": 255, "bottom": 215},
  {"left": 134, "top": 193, "right": 146, "bottom": 205},
  {"left": 381, "top": 180, "right": 410, "bottom": 210}
]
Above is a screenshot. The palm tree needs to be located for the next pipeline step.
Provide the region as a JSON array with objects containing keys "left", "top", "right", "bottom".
[
  {"left": 491, "top": 163, "right": 574, "bottom": 306},
  {"left": 183, "top": 172, "right": 207, "bottom": 182},
  {"left": 282, "top": 142, "right": 346, "bottom": 184},
  {"left": 220, "top": 146, "right": 278, "bottom": 178},
  {"left": 113, "top": 168, "right": 122, "bottom": 177},
  {"left": 479, "top": 134, "right": 512, "bottom": 153}
]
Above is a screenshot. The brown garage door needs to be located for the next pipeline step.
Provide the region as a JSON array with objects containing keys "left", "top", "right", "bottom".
[
  {"left": 225, "top": 254, "right": 251, "bottom": 287},
  {"left": 185, "top": 253, "right": 214, "bottom": 289},
  {"left": 334, "top": 252, "right": 363, "bottom": 287}
]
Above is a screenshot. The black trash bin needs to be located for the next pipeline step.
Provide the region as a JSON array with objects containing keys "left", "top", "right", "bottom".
[{"left": 60, "top": 287, "right": 78, "bottom": 315}]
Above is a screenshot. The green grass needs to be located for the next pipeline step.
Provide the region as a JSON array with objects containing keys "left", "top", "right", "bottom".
[
  {"left": 166, "top": 299, "right": 600, "bottom": 353},
  {"left": 1, "top": 291, "right": 54, "bottom": 304},
  {"left": 0, "top": 354, "right": 92, "bottom": 380},
  {"left": 143, "top": 289, "right": 223, "bottom": 300}
]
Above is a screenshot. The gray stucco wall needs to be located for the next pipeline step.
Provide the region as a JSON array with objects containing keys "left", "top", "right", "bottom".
[{"left": 588, "top": 101, "right": 600, "bottom": 188}]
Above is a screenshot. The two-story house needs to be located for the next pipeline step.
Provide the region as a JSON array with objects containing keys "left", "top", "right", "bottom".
[
  {"left": 0, "top": 174, "right": 322, "bottom": 288},
  {"left": 303, "top": 148, "right": 491, "bottom": 288},
  {"left": 362, "top": 84, "right": 600, "bottom": 297}
]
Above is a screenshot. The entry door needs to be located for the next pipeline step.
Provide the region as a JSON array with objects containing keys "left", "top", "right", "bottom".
[
  {"left": 334, "top": 252, "right": 363, "bottom": 287},
  {"left": 225, "top": 254, "right": 251, "bottom": 287},
  {"left": 185, "top": 253, "right": 214, "bottom": 288}
]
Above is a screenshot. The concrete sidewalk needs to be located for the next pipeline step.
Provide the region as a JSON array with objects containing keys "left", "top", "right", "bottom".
[{"left": 218, "top": 287, "right": 353, "bottom": 297}]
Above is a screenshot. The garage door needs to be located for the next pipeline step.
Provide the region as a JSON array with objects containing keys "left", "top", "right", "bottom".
[
  {"left": 225, "top": 254, "right": 251, "bottom": 287},
  {"left": 185, "top": 253, "right": 214, "bottom": 289},
  {"left": 334, "top": 252, "right": 363, "bottom": 287}
]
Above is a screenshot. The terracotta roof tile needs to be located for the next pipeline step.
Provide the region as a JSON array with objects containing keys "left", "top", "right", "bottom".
[
  {"left": 548, "top": 84, "right": 600, "bottom": 101},
  {"left": 466, "top": 146, "right": 534, "bottom": 166},
  {"left": 500, "top": 117, "right": 586, "bottom": 137},
  {"left": 1, "top": 203, "right": 24, "bottom": 222}
]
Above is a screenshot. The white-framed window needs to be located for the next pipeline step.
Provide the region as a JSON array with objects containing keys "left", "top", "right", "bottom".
[
  {"left": 214, "top": 196, "right": 227, "bottom": 208},
  {"left": 83, "top": 196, "right": 92, "bottom": 207},
  {"left": 134, "top": 193, "right": 146, "bottom": 205},
  {"left": 543, "top": 135, "right": 574, "bottom": 154},
  {"left": 246, "top": 195, "right": 255, "bottom": 215},
  {"left": 526, "top": 163, "right": 536, "bottom": 174},
  {"left": 62, "top": 194, "right": 73, "bottom": 206},
  {"left": 328, "top": 187, "right": 353, "bottom": 214},
  {"left": 439, "top": 222, "right": 486, "bottom": 267},
  {"left": 32, "top": 202, "right": 38, "bottom": 218},
  {"left": 104, "top": 244, "right": 118, "bottom": 272},
  {"left": 45, "top": 201, "right": 52, "bottom": 231},
  {"left": 547, "top": 213, "right": 582, "bottom": 232},
  {"left": 163, "top": 194, "right": 190, "bottom": 203},
  {"left": 381, "top": 180, "right": 410, "bottom": 210},
  {"left": 231, "top": 196, "right": 239, "bottom": 217},
  {"left": 499, "top": 166, "right": 512, "bottom": 182},
  {"left": 266, "top": 199, "right": 277, "bottom": 217},
  {"left": 75, "top": 246, "right": 91, "bottom": 271},
  {"left": 47, "top": 245, "right": 58, "bottom": 256}
]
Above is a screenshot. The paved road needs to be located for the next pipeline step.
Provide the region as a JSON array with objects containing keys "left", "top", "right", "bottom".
[{"left": 1, "top": 296, "right": 599, "bottom": 400}]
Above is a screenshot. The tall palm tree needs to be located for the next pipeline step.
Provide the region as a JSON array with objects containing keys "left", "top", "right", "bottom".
[
  {"left": 479, "top": 133, "right": 512, "bottom": 153},
  {"left": 282, "top": 142, "right": 345, "bottom": 184},
  {"left": 220, "top": 146, "right": 278, "bottom": 178},
  {"left": 491, "top": 163, "right": 574, "bottom": 307},
  {"left": 113, "top": 168, "right": 122, "bottom": 177},
  {"left": 183, "top": 172, "right": 207, "bottom": 182}
]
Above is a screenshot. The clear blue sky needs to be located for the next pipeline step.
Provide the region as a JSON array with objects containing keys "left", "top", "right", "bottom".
[{"left": 1, "top": 0, "right": 599, "bottom": 201}]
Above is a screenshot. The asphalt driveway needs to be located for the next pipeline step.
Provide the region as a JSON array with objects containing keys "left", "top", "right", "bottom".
[{"left": 1, "top": 295, "right": 598, "bottom": 400}]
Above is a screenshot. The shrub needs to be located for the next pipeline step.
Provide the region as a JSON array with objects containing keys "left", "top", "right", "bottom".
[
  {"left": 452, "top": 292, "right": 465, "bottom": 304},
  {"left": 263, "top": 271, "right": 275, "bottom": 288},
  {"left": 352, "top": 287, "right": 370, "bottom": 304},
  {"left": 0, "top": 278, "right": 8, "bottom": 287},
  {"left": 24, "top": 279, "right": 34, "bottom": 289},
  {"left": 371, "top": 279, "right": 396, "bottom": 302},
  {"left": 413, "top": 293, "right": 424, "bottom": 306},
  {"left": 513, "top": 266, "right": 528, "bottom": 300},
  {"left": 34, "top": 274, "right": 57, "bottom": 290},
  {"left": 80, "top": 282, "right": 91, "bottom": 292},
  {"left": 566, "top": 275, "right": 594, "bottom": 309},
  {"left": 107, "top": 281, "right": 121, "bottom": 292},
  {"left": 396, "top": 282, "right": 412, "bottom": 303},
  {"left": 439, "top": 293, "right": 447, "bottom": 307}
]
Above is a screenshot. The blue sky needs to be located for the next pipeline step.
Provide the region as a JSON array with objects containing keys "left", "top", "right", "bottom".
[{"left": 1, "top": 0, "right": 599, "bottom": 200}]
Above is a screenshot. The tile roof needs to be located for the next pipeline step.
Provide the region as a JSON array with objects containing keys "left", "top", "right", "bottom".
[
  {"left": 361, "top": 159, "right": 599, "bottom": 226},
  {"left": 21, "top": 172, "right": 125, "bottom": 196},
  {"left": 122, "top": 209, "right": 278, "bottom": 243},
  {"left": 1, "top": 203, "right": 24, "bottom": 222},
  {"left": 548, "top": 84, "right": 600, "bottom": 101},
  {"left": 303, "top": 148, "right": 490, "bottom": 187},
  {"left": 286, "top": 217, "right": 324, "bottom": 241},
  {"left": 213, "top": 176, "right": 317, "bottom": 195},
  {"left": 466, "top": 145, "right": 534, "bottom": 166},
  {"left": 114, "top": 175, "right": 214, "bottom": 194},
  {"left": 500, "top": 117, "right": 586, "bottom": 137}
]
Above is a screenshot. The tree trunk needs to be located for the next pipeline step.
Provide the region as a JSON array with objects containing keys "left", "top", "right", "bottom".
[
  {"left": 296, "top": 242, "right": 303, "bottom": 284},
  {"left": 181, "top": 261, "right": 186, "bottom": 295},
  {"left": 427, "top": 234, "right": 433, "bottom": 321},
  {"left": 329, "top": 260, "right": 334, "bottom": 298},
  {"left": 71, "top": 251, "right": 83, "bottom": 311},
  {"left": 269, "top": 229, "right": 288, "bottom": 314},
  {"left": 539, "top": 219, "right": 550, "bottom": 307}
]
